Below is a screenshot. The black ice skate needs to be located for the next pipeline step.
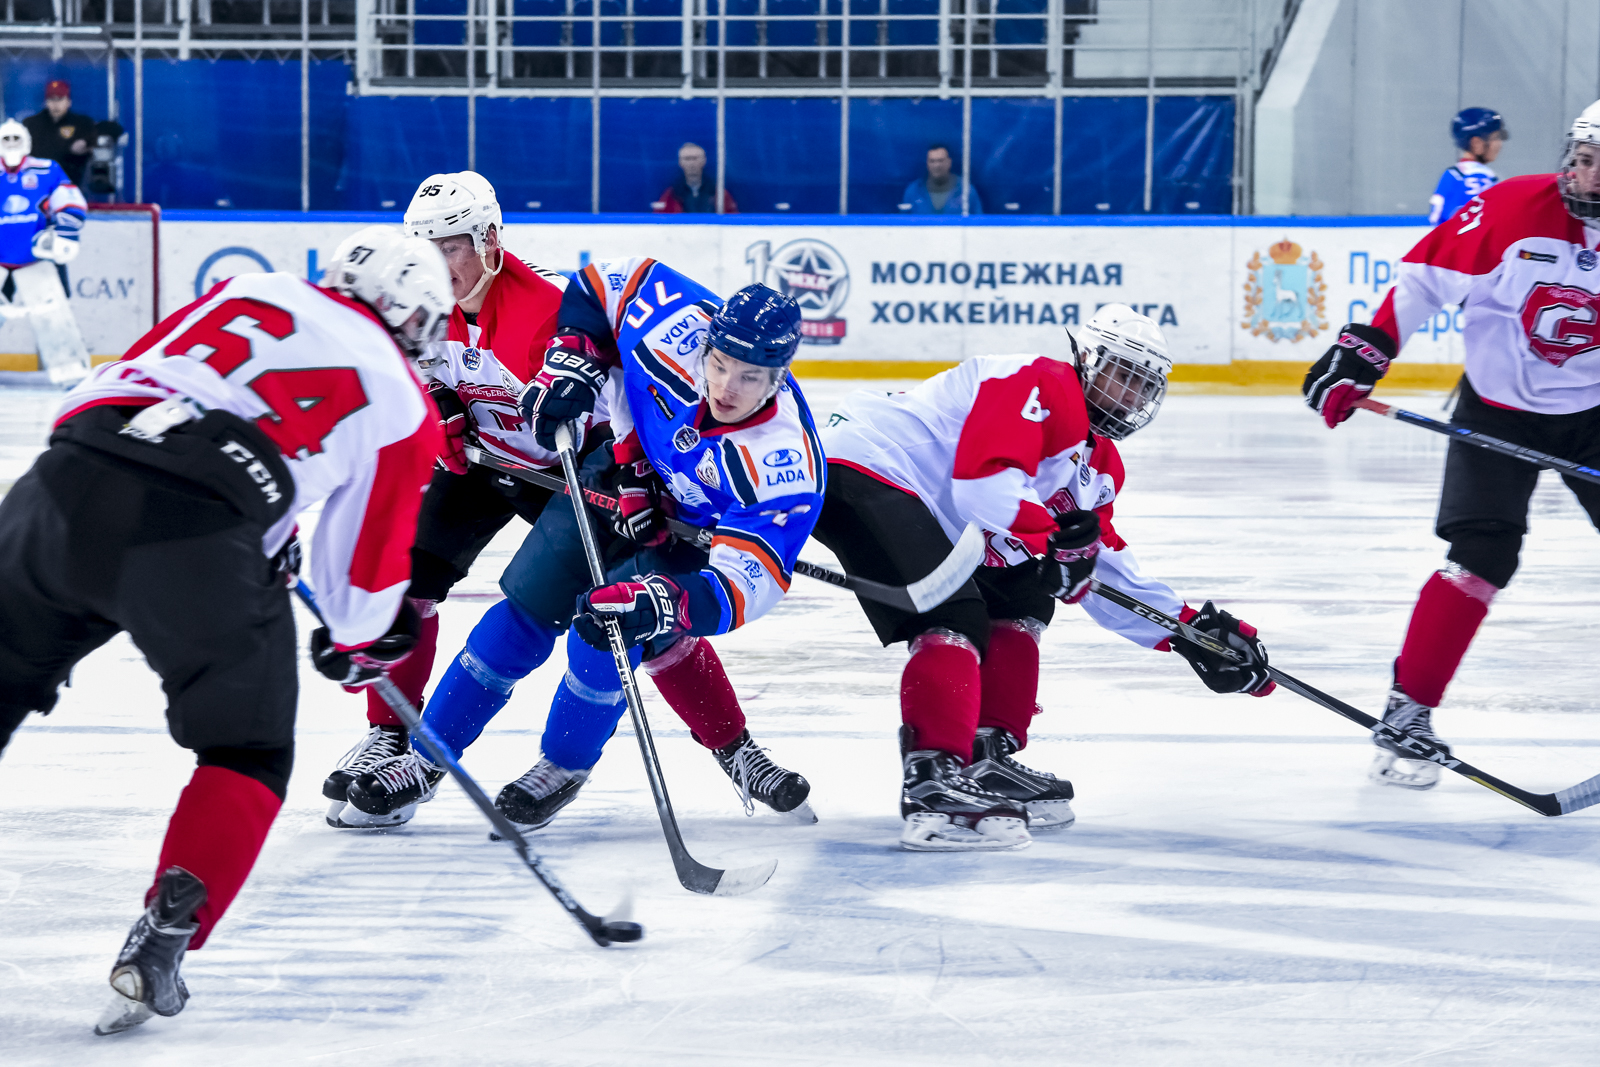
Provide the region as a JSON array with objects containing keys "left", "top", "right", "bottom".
[
  {"left": 967, "top": 727, "right": 1076, "bottom": 831},
  {"left": 1370, "top": 678, "right": 1450, "bottom": 791},
  {"left": 94, "top": 866, "right": 207, "bottom": 1035},
  {"left": 900, "top": 728, "right": 1030, "bottom": 852},
  {"left": 344, "top": 749, "right": 444, "bottom": 825},
  {"left": 493, "top": 757, "right": 591, "bottom": 834},
  {"left": 323, "top": 724, "right": 408, "bottom": 828},
  {"left": 707, "top": 729, "right": 816, "bottom": 823}
]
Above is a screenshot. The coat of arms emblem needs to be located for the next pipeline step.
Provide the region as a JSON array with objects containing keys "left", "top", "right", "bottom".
[{"left": 1242, "top": 239, "right": 1328, "bottom": 342}]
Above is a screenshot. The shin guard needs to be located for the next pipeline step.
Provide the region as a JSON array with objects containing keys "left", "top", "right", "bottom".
[
  {"left": 901, "top": 629, "right": 982, "bottom": 759},
  {"left": 425, "top": 599, "right": 557, "bottom": 759},
  {"left": 367, "top": 601, "right": 440, "bottom": 727},
  {"left": 978, "top": 618, "right": 1044, "bottom": 748},
  {"left": 150, "top": 766, "right": 281, "bottom": 949},
  {"left": 643, "top": 636, "right": 746, "bottom": 751},
  {"left": 1395, "top": 564, "right": 1496, "bottom": 708},
  {"left": 541, "top": 628, "right": 640, "bottom": 771}
]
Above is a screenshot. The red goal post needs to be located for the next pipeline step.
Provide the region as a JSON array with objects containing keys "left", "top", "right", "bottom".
[{"left": 85, "top": 202, "right": 160, "bottom": 331}]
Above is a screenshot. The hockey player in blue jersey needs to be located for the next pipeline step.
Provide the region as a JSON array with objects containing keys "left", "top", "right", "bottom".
[
  {"left": 342, "top": 266, "right": 825, "bottom": 832},
  {"left": 0, "top": 118, "right": 90, "bottom": 384},
  {"left": 1428, "top": 107, "right": 1507, "bottom": 226}
]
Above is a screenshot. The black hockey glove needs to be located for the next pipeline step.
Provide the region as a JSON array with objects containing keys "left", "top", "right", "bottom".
[
  {"left": 270, "top": 533, "right": 302, "bottom": 585},
  {"left": 1303, "top": 322, "right": 1396, "bottom": 429},
  {"left": 1035, "top": 509, "right": 1101, "bottom": 605},
  {"left": 611, "top": 457, "right": 672, "bottom": 546},
  {"left": 310, "top": 599, "right": 421, "bottom": 690},
  {"left": 521, "top": 331, "right": 609, "bottom": 453},
  {"left": 428, "top": 380, "right": 470, "bottom": 475},
  {"left": 1172, "top": 601, "right": 1276, "bottom": 697},
  {"left": 573, "top": 574, "right": 689, "bottom": 651}
]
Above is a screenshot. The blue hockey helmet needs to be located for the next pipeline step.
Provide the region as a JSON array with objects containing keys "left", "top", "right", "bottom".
[
  {"left": 1452, "top": 108, "right": 1507, "bottom": 150},
  {"left": 705, "top": 284, "right": 803, "bottom": 368}
]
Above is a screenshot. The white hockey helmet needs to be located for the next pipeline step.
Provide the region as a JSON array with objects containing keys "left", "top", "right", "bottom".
[
  {"left": 1560, "top": 99, "right": 1600, "bottom": 222},
  {"left": 1068, "top": 303, "right": 1172, "bottom": 441},
  {"left": 403, "top": 171, "right": 503, "bottom": 255},
  {"left": 0, "top": 119, "right": 31, "bottom": 168},
  {"left": 324, "top": 225, "right": 454, "bottom": 359}
]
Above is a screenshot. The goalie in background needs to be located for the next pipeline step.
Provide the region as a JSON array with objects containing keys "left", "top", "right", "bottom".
[{"left": 0, "top": 117, "right": 90, "bottom": 386}]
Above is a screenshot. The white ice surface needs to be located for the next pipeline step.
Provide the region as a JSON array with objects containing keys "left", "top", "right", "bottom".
[{"left": 4, "top": 382, "right": 1600, "bottom": 1065}]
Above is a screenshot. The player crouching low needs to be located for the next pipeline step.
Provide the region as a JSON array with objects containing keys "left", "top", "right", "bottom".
[
  {"left": 0, "top": 225, "right": 451, "bottom": 1032},
  {"left": 817, "top": 305, "right": 1276, "bottom": 852}
]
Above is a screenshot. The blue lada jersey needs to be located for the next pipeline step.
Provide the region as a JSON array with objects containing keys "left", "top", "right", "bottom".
[
  {"left": 1428, "top": 159, "right": 1498, "bottom": 226},
  {"left": 0, "top": 156, "right": 87, "bottom": 267},
  {"left": 562, "top": 256, "right": 826, "bottom": 635}
]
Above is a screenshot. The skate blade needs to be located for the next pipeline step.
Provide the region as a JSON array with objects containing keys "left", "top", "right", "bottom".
[
  {"left": 1024, "top": 799, "right": 1076, "bottom": 832},
  {"left": 94, "top": 988, "right": 153, "bottom": 1035},
  {"left": 773, "top": 800, "right": 818, "bottom": 825},
  {"left": 327, "top": 800, "right": 418, "bottom": 829},
  {"left": 899, "top": 812, "right": 1032, "bottom": 852},
  {"left": 1369, "top": 751, "right": 1441, "bottom": 791}
]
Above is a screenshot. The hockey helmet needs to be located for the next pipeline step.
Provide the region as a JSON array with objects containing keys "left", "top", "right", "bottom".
[
  {"left": 1452, "top": 107, "right": 1507, "bottom": 151},
  {"left": 0, "top": 119, "right": 31, "bottom": 169},
  {"left": 705, "top": 284, "right": 804, "bottom": 369},
  {"left": 1560, "top": 99, "right": 1600, "bottom": 222},
  {"left": 325, "top": 225, "right": 454, "bottom": 359},
  {"left": 403, "top": 171, "right": 503, "bottom": 256},
  {"left": 1069, "top": 303, "right": 1172, "bottom": 441}
]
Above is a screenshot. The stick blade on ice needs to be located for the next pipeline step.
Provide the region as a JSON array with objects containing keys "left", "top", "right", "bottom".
[{"left": 711, "top": 858, "right": 779, "bottom": 897}]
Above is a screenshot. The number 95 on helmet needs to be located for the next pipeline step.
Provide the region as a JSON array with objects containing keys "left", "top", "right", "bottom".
[
  {"left": 1068, "top": 303, "right": 1173, "bottom": 441},
  {"left": 324, "top": 225, "right": 455, "bottom": 358}
]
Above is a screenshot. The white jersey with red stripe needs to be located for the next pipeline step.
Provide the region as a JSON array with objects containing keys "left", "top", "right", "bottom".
[
  {"left": 1373, "top": 173, "right": 1600, "bottom": 413},
  {"left": 54, "top": 272, "right": 441, "bottom": 648},
  {"left": 823, "top": 354, "right": 1184, "bottom": 648}
]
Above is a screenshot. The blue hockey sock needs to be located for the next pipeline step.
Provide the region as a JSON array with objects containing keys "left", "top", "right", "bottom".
[
  {"left": 541, "top": 628, "right": 642, "bottom": 771},
  {"left": 423, "top": 599, "right": 558, "bottom": 760}
]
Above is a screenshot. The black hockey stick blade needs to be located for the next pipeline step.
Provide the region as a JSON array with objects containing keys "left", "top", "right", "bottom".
[
  {"left": 467, "top": 444, "right": 981, "bottom": 612},
  {"left": 290, "top": 581, "right": 642, "bottom": 945},
  {"left": 1087, "top": 580, "right": 1600, "bottom": 816},
  {"left": 552, "top": 424, "right": 777, "bottom": 897},
  {"left": 1355, "top": 397, "right": 1600, "bottom": 487}
]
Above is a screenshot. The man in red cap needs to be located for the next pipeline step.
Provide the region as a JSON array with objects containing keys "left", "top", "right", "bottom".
[{"left": 24, "top": 80, "right": 98, "bottom": 188}]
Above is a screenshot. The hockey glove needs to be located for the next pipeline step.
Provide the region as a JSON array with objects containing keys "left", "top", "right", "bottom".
[
  {"left": 270, "top": 532, "right": 302, "bottom": 585},
  {"left": 1172, "top": 601, "right": 1276, "bottom": 697},
  {"left": 428, "top": 381, "right": 470, "bottom": 475},
  {"left": 521, "top": 331, "right": 609, "bottom": 453},
  {"left": 1036, "top": 509, "right": 1101, "bottom": 605},
  {"left": 31, "top": 227, "right": 80, "bottom": 265},
  {"left": 574, "top": 574, "right": 689, "bottom": 650},
  {"left": 612, "top": 457, "right": 672, "bottom": 545},
  {"left": 310, "top": 599, "right": 422, "bottom": 691},
  {"left": 1303, "top": 322, "right": 1395, "bottom": 429}
]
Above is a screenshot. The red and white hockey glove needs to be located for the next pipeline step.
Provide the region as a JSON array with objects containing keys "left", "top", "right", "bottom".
[
  {"left": 574, "top": 574, "right": 689, "bottom": 650},
  {"left": 520, "top": 331, "right": 608, "bottom": 454},
  {"left": 429, "top": 381, "right": 470, "bottom": 475},
  {"left": 310, "top": 599, "right": 422, "bottom": 691},
  {"left": 1303, "top": 323, "right": 1395, "bottom": 429},
  {"left": 612, "top": 457, "right": 672, "bottom": 546},
  {"left": 1037, "top": 509, "right": 1101, "bottom": 605},
  {"left": 1171, "top": 601, "right": 1275, "bottom": 697}
]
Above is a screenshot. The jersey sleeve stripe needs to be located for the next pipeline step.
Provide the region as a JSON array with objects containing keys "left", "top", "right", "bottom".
[
  {"left": 632, "top": 340, "right": 699, "bottom": 404},
  {"left": 705, "top": 567, "right": 744, "bottom": 630},
  {"left": 720, "top": 440, "right": 758, "bottom": 504},
  {"left": 712, "top": 530, "right": 793, "bottom": 590}
]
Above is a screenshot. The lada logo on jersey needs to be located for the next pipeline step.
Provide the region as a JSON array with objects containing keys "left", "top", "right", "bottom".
[
  {"left": 2, "top": 194, "right": 27, "bottom": 214},
  {"left": 661, "top": 311, "right": 708, "bottom": 358},
  {"left": 673, "top": 425, "right": 701, "bottom": 452},
  {"left": 746, "top": 238, "right": 849, "bottom": 345},
  {"left": 762, "top": 448, "right": 802, "bottom": 468},
  {"left": 1521, "top": 283, "right": 1600, "bottom": 368},
  {"left": 462, "top": 347, "right": 482, "bottom": 371},
  {"left": 1241, "top": 240, "right": 1329, "bottom": 343},
  {"left": 695, "top": 449, "right": 721, "bottom": 490}
]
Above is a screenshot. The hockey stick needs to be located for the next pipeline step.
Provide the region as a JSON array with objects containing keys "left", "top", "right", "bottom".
[
  {"left": 1354, "top": 396, "right": 1600, "bottom": 487},
  {"left": 290, "top": 579, "right": 644, "bottom": 946},
  {"left": 552, "top": 422, "right": 777, "bottom": 897},
  {"left": 1087, "top": 579, "right": 1600, "bottom": 817},
  {"left": 465, "top": 444, "right": 985, "bottom": 614}
]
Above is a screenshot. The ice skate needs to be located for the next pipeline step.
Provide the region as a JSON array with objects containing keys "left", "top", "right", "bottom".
[
  {"left": 343, "top": 748, "right": 444, "bottom": 825},
  {"left": 94, "top": 866, "right": 207, "bottom": 1035},
  {"left": 322, "top": 724, "right": 409, "bottom": 828},
  {"left": 708, "top": 729, "right": 816, "bottom": 823},
  {"left": 966, "top": 727, "right": 1075, "bottom": 831},
  {"left": 493, "top": 757, "right": 591, "bottom": 834},
  {"left": 900, "top": 737, "right": 1030, "bottom": 852},
  {"left": 1369, "top": 681, "right": 1448, "bottom": 791}
]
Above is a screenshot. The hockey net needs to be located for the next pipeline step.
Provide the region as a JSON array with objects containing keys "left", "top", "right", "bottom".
[{"left": 77, "top": 203, "right": 161, "bottom": 360}]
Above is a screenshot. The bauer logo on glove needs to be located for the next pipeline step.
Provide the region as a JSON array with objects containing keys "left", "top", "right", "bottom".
[{"left": 574, "top": 574, "right": 690, "bottom": 650}]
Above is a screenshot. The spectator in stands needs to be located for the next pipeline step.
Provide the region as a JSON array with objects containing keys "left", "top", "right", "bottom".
[
  {"left": 23, "top": 80, "right": 97, "bottom": 188},
  {"left": 654, "top": 142, "right": 738, "bottom": 214},
  {"left": 901, "top": 144, "right": 983, "bottom": 215}
]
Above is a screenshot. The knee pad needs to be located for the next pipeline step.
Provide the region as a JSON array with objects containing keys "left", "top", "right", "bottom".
[
  {"left": 990, "top": 617, "right": 1046, "bottom": 644},
  {"left": 197, "top": 744, "right": 294, "bottom": 801},
  {"left": 908, "top": 627, "right": 980, "bottom": 660},
  {"left": 1441, "top": 522, "right": 1523, "bottom": 589},
  {"left": 460, "top": 598, "right": 558, "bottom": 693}
]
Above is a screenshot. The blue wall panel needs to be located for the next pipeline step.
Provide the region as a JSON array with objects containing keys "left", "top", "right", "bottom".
[
  {"left": 476, "top": 97, "right": 592, "bottom": 213},
  {"left": 847, "top": 97, "right": 963, "bottom": 213},
  {"left": 971, "top": 96, "right": 1055, "bottom": 214},
  {"left": 1152, "top": 96, "right": 1235, "bottom": 214},
  {"left": 338, "top": 95, "right": 468, "bottom": 210},
  {"left": 599, "top": 97, "right": 717, "bottom": 212},
  {"left": 726, "top": 98, "right": 841, "bottom": 214},
  {"left": 1057, "top": 96, "right": 1148, "bottom": 215}
]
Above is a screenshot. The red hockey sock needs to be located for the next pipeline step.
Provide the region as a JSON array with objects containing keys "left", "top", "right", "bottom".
[
  {"left": 901, "top": 631, "right": 982, "bottom": 759},
  {"left": 1394, "top": 567, "right": 1496, "bottom": 708},
  {"left": 978, "top": 619, "right": 1041, "bottom": 748},
  {"left": 367, "top": 603, "right": 440, "bottom": 726},
  {"left": 644, "top": 636, "right": 746, "bottom": 750},
  {"left": 147, "top": 765, "right": 282, "bottom": 949}
]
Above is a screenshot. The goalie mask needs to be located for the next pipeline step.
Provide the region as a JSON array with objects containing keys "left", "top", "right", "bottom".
[
  {"left": 0, "top": 120, "right": 31, "bottom": 169},
  {"left": 325, "top": 225, "right": 454, "bottom": 359},
  {"left": 1559, "top": 99, "right": 1600, "bottom": 223},
  {"left": 1068, "top": 303, "right": 1171, "bottom": 441},
  {"left": 403, "top": 171, "right": 503, "bottom": 303}
]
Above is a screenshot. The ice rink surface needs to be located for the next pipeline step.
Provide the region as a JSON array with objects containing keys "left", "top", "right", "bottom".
[{"left": 4, "top": 380, "right": 1600, "bottom": 1066}]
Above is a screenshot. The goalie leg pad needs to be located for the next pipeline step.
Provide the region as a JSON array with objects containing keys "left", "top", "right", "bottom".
[{"left": 12, "top": 259, "right": 89, "bottom": 386}]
